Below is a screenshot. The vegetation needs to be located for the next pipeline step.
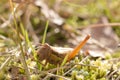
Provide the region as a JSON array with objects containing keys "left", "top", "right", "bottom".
[{"left": 0, "top": 0, "right": 120, "bottom": 80}]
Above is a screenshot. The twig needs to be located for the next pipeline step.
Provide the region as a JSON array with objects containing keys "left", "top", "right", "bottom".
[
  {"left": 116, "top": 75, "right": 120, "bottom": 80},
  {"left": 47, "top": 65, "right": 70, "bottom": 73},
  {"left": 43, "top": 72, "right": 70, "bottom": 80},
  {"left": 89, "top": 38, "right": 113, "bottom": 53},
  {"left": 78, "top": 23, "right": 120, "bottom": 30},
  {"left": 0, "top": 56, "right": 12, "bottom": 71},
  {"left": 75, "top": 63, "right": 98, "bottom": 68},
  {"left": 107, "top": 68, "right": 120, "bottom": 79},
  {"left": 63, "top": 56, "right": 90, "bottom": 76},
  {"left": 35, "top": 65, "right": 71, "bottom": 74},
  {"left": 0, "top": 54, "right": 14, "bottom": 57},
  {"left": 107, "top": 70, "right": 117, "bottom": 79}
]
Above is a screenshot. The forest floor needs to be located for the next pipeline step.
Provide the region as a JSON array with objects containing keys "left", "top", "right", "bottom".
[{"left": 0, "top": 0, "right": 120, "bottom": 80}]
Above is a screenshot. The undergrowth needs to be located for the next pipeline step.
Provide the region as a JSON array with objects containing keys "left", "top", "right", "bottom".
[{"left": 0, "top": 0, "right": 120, "bottom": 80}]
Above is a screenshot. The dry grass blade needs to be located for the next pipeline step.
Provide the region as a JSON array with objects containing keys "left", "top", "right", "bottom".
[
  {"left": 43, "top": 73, "right": 70, "bottom": 80},
  {"left": 0, "top": 56, "right": 12, "bottom": 71},
  {"left": 63, "top": 56, "right": 90, "bottom": 76},
  {"left": 9, "top": 0, "right": 31, "bottom": 80},
  {"left": 116, "top": 76, "right": 120, "bottom": 80},
  {"left": 78, "top": 23, "right": 120, "bottom": 29}
]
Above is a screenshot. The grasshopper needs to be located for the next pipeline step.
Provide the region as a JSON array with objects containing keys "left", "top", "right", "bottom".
[{"left": 37, "top": 35, "right": 90, "bottom": 65}]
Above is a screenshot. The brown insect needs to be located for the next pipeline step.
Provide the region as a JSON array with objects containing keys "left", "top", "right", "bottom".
[{"left": 37, "top": 35, "right": 90, "bottom": 65}]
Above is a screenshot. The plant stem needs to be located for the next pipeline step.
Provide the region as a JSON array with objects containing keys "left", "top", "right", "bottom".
[
  {"left": 42, "top": 20, "right": 49, "bottom": 44},
  {"left": 0, "top": 56, "right": 12, "bottom": 71},
  {"left": 9, "top": 0, "right": 31, "bottom": 80}
]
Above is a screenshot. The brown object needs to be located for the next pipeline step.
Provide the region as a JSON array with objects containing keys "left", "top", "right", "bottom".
[{"left": 37, "top": 35, "right": 90, "bottom": 65}]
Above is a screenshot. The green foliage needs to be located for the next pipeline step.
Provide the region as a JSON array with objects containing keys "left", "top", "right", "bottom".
[{"left": 42, "top": 20, "right": 49, "bottom": 44}]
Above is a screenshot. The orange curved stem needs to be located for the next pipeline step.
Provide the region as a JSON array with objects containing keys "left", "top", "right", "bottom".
[{"left": 67, "top": 34, "right": 90, "bottom": 61}]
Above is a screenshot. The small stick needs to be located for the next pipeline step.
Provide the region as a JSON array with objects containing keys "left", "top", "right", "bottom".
[
  {"left": 78, "top": 23, "right": 120, "bottom": 29},
  {"left": 67, "top": 35, "right": 90, "bottom": 61},
  {"left": 64, "top": 56, "right": 90, "bottom": 76}
]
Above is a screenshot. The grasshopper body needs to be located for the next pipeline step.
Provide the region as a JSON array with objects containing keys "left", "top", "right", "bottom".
[
  {"left": 37, "top": 43, "right": 73, "bottom": 64},
  {"left": 37, "top": 35, "right": 90, "bottom": 65}
]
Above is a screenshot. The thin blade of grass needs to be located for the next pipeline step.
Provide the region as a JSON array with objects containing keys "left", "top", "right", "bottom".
[
  {"left": 60, "top": 54, "right": 69, "bottom": 66},
  {"left": 20, "top": 22, "right": 43, "bottom": 70},
  {"left": 42, "top": 20, "right": 49, "bottom": 44},
  {"left": 19, "top": 19, "right": 36, "bottom": 59},
  {"left": 0, "top": 56, "right": 12, "bottom": 71},
  {"left": 9, "top": 0, "right": 30, "bottom": 80}
]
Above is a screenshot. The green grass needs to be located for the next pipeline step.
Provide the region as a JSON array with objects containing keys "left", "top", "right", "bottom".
[
  {"left": 9, "top": 0, "right": 30, "bottom": 80},
  {"left": 42, "top": 20, "right": 49, "bottom": 44}
]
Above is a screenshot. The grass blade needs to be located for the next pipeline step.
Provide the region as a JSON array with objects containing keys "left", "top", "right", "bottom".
[{"left": 42, "top": 20, "right": 49, "bottom": 44}]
